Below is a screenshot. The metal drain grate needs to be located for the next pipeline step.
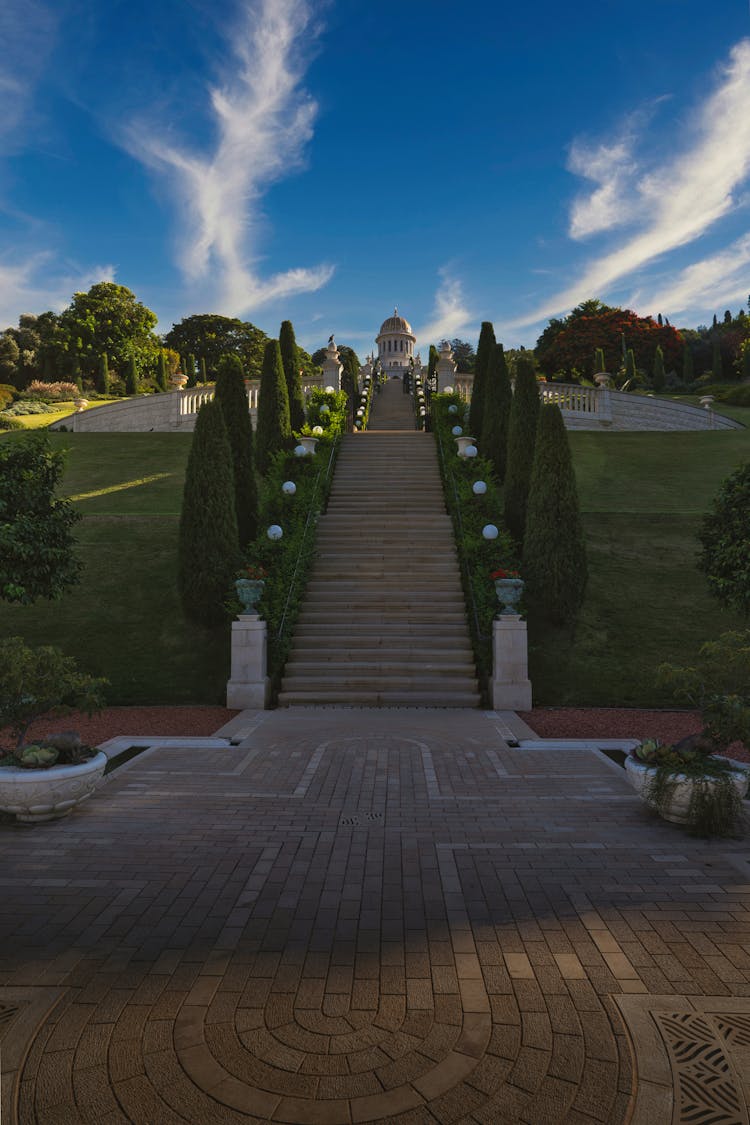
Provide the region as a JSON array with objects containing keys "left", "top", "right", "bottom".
[{"left": 340, "top": 812, "right": 384, "bottom": 826}]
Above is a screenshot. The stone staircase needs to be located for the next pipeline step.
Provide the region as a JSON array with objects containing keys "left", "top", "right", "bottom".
[{"left": 278, "top": 412, "right": 480, "bottom": 706}]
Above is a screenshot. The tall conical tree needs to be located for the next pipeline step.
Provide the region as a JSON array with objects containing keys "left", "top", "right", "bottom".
[
  {"left": 125, "top": 355, "right": 138, "bottom": 395},
  {"left": 594, "top": 347, "right": 605, "bottom": 375},
  {"left": 428, "top": 344, "right": 440, "bottom": 387},
  {"left": 156, "top": 351, "right": 168, "bottom": 392},
  {"left": 97, "top": 354, "right": 109, "bottom": 395},
  {"left": 279, "top": 320, "right": 305, "bottom": 431},
  {"left": 178, "top": 400, "right": 239, "bottom": 625},
  {"left": 652, "top": 345, "right": 666, "bottom": 391},
  {"left": 479, "top": 342, "right": 512, "bottom": 482},
  {"left": 186, "top": 353, "right": 198, "bottom": 388},
  {"left": 214, "top": 353, "right": 259, "bottom": 548},
  {"left": 468, "top": 321, "right": 496, "bottom": 438},
  {"left": 523, "top": 403, "right": 587, "bottom": 626},
  {"left": 683, "top": 342, "right": 694, "bottom": 385},
  {"left": 624, "top": 348, "right": 637, "bottom": 387},
  {"left": 200, "top": 357, "right": 207, "bottom": 384},
  {"left": 504, "top": 355, "right": 541, "bottom": 545},
  {"left": 256, "top": 340, "right": 291, "bottom": 474}
]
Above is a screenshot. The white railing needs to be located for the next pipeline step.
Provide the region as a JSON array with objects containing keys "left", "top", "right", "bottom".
[
  {"left": 540, "top": 383, "right": 598, "bottom": 413},
  {"left": 178, "top": 381, "right": 260, "bottom": 417}
]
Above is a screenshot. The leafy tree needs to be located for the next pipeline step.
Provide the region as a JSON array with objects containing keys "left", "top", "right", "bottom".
[
  {"left": 0, "top": 637, "right": 107, "bottom": 750},
  {"left": 479, "top": 342, "right": 512, "bottom": 482},
  {"left": 652, "top": 345, "right": 665, "bottom": 391},
  {"left": 156, "top": 351, "right": 168, "bottom": 392},
  {"left": 698, "top": 461, "right": 750, "bottom": 618},
  {"left": 536, "top": 300, "right": 682, "bottom": 379},
  {"left": 712, "top": 338, "right": 723, "bottom": 381},
  {"left": 177, "top": 400, "right": 239, "bottom": 625},
  {"left": 97, "top": 353, "right": 110, "bottom": 394},
  {"left": 504, "top": 355, "right": 541, "bottom": 544},
  {"left": 255, "top": 340, "right": 291, "bottom": 474},
  {"left": 450, "top": 339, "right": 476, "bottom": 373},
  {"left": 279, "top": 321, "right": 306, "bottom": 430},
  {"left": 523, "top": 404, "right": 587, "bottom": 625},
  {"left": 58, "top": 282, "right": 159, "bottom": 377},
  {"left": 164, "top": 314, "right": 268, "bottom": 379},
  {"left": 0, "top": 435, "right": 81, "bottom": 604},
  {"left": 469, "top": 321, "right": 496, "bottom": 438},
  {"left": 214, "top": 354, "right": 259, "bottom": 547},
  {"left": 124, "top": 354, "right": 139, "bottom": 395},
  {"left": 0, "top": 334, "right": 20, "bottom": 384}
]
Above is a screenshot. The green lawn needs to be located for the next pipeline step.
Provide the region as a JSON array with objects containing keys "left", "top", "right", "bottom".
[{"left": 1, "top": 416, "right": 749, "bottom": 707}]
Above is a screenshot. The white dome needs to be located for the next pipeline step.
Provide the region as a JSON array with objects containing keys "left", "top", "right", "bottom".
[{"left": 378, "top": 309, "right": 414, "bottom": 337}]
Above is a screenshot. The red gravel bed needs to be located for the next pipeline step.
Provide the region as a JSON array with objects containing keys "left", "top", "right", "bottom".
[
  {"left": 520, "top": 707, "right": 750, "bottom": 763},
  {"left": 1, "top": 706, "right": 240, "bottom": 751}
]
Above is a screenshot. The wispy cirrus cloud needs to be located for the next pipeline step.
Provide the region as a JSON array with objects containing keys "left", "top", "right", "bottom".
[
  {"left": 510, "top": 38, "right": 750, "bottom": 329},
  {"left": 631, "top": 233, "right": 750, "bottom": 317},
  {"left": 0, "top": 257, "right": 115, "bottom": 330},
  {"left": 124, "top": 0, "right": 333, "bottom": 314},
  {"left": 0, "top": 0, "right": 58, "bottom": 143},
  {"left": 416, "top": 270, "right": 474, "bottom": 344}
]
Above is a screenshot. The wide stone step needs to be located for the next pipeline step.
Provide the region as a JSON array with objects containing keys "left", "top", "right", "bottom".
[
  {"left": 285, "top": 660, "right": 476, "bottom": 676},
  {"left": 289, "top": 642, "right": 474, "bottom": 658},
  {"left": 278, "top": 689, "right": 481, "bottom": 707}
]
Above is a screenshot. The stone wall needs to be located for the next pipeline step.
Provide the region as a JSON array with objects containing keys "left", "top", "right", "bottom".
[{"left": 541, "top": 385, "right": 742, "bottom": 432}]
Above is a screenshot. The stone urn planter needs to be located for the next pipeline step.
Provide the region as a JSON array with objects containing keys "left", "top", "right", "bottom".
[
  {"left": 494, "top": 577, "right": 524, "bottom": 616},
  {"left": 235, "top": 578, "right": 265, "bottom": 615},
  {"left": 0, "top": 752, "right": 108, "bottom": 823},
  {"left": 296, "top": 435, "right": 319, "bottom": 455},
  {"left": 170, "top": 374, "right": 188, "bottom": 390},
  {"left": 455, "top": 435, "right": 477, "bottom": 457},
  {"left": 624, "top": 755, "right": 749, "bottom": 825}
]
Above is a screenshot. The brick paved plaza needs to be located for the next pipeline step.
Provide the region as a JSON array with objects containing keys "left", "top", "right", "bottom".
[{"left": 2, "top": 707, "right": 749, "bottom": 1123}]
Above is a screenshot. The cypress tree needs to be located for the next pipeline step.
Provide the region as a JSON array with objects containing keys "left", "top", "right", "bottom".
[
  {"left": 214, "top": 353, "right": 259, "bottom": 548},
  {"left": 712, "top": 339, "right": 723, "bottom": 381},
  {"left": 624, "top": 348, "right": 637, "bottom": 387},
  {"left": 683, "top": 342, "right": 694, "bottom": 385},
  {"left": 742, "top": 343, "right": 750, "bottom": 382},
  {"left": 468, "top": 321, "right": 496, "bottom": 438},
  {"left": 97, "top": 354, "right": 110, "bottom": 395},
  {"left": 504, "top": 355, "right": 541, "bottom": 545},
  {"left": 594, "top": 347, "right": 605, "bottom": 375},
  {"left": 428, "top": 344, "right": 440, "bottom": 388},
  {"left": 125, "top": 355, "right": 138, "bottom": 395},
  {"left": 523, "top": 403, "right": 587, "bottom": 626},
  {"left": 156, "top": 351, "right": 168, "bottom": 392},
  {"left": 185, "top": 353, "right": 198, "bottom": 387},
  {"left": 652, "top": 345, "right": 666, "bottom": 391},
  {"left": 255, "top": 339, "right": 291, "bottom": 474},
  {"left": 279, "top": 321, "right": 306, "bottom": 431},
  {"left": 200, "top": 357, "right": 207, "bottom": 384},
  {"left": 178, "top": 400, "right": 239, "bottom": 625},
  {"left": 479, "top": 342, "right": 512, "bottom": 482}
]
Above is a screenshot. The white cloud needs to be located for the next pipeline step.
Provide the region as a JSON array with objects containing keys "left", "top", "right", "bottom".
[
  {"left": 631, "top": 233, "right": 750, "bottom": 318},
  {"left": 124, "top": 0, "right": 333, "bottom": 313},
  {"left": 416, "top": 270, "right": 474, "bottom": 344},
  {"left": 511, "top": 39, "right": 750, "bottom": 329},
  {"left": 0, "top": 257, "right": 115, "bottom": 329},
  {"left": 568, "top": 134, "right": 640, "bottom": 240},
  {"left": 0, "top": 0, "right": 58, "bottom": 142}
]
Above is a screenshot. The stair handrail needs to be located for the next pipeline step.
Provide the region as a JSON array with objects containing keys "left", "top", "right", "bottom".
[
  {"left": 433, "top": 421, "right": 490, "bottom": 688},
  {"left": 275, "top": 437, "right": 340, "bottom": 648}
]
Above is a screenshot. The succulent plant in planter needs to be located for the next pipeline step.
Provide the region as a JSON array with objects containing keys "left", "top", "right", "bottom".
[
  {"left": 625, "top": 631, "right": 750, "bottom": 837},
  {"left": 0, "top": 637, "right": 108, "bottom": 823}
]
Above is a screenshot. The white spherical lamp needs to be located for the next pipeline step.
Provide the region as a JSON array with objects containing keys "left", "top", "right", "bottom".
[
  {"left": 465, "top": 444, "right": 478, "bottom": 458},
  {"left": 451, "top": 425, "right": 463, "bottom": 436},
  {"left": 444, "top": 386, "right": 454, "bottom": 394},
  {"left": 282, "top": 481, "right": 297, "bottom": 496},
  {"left": 267, "top": 524, "right": 283, "bottom": 540},
  {"left": 294, "top": 444, "right": 308, "bottom": 457},
  {"left": 312, "top": 425, "right": 324, "bottom": 436},
  {"left": 448, "top": 404, "right": 458, "bottom": 415},
  {"left": 472, "top": 480, "right": 487, "bottom": 496},
  {"left": 482, "top": 524, "right": 499, "bottom": 540},
  {"left": 325, "top": 385, "right": 335, "bottom": 393}
]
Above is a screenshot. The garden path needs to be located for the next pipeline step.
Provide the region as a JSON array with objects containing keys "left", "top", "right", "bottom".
[{"left": 2, "top": 705, "right": 749, "bottom": 1124}]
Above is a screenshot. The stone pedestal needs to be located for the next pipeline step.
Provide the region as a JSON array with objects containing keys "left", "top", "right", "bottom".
[
  {"left": 227, "top": 616, "right": 271, "bottom": 709},
  {"left": 490, "top": 615, "right": 532, "bottom": 710},
  {"left": 322, "top": 340, "right": 343, "bottom": 392},
  {"left": 436, "top": 340, "right": 458, "bottom": 393}
]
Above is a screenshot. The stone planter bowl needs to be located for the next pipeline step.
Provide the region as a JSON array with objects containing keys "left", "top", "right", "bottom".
[
  {"left": 0, "top": 752, "right": 108, "bottom": 823},
  {"left": 624, "top": 755, "right": 749, "bottom": 824}
]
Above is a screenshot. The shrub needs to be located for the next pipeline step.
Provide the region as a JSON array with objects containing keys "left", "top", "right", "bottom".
[
  {"left": 0, "top": 415, "right": 23, "bottom": 430},
  {"left": 25, "top": 380, "right": 79, "bottom": 402},
  {"left": 698, "top": 461, "right": 750, "bottom": 618},
  {"left": 0, "top": 384, "right": 16, "bottom": 409},
  {"left": 719, "top": 385, "right": 750, "bottom": 406},
  {"left": 523, "top": 403, "right": 587, "bottom": 626},
  {"left": 178, "top": 400, "right": 240, "bottom": 625},
  {"left": 214, "top": 353, "right": 259, "bottom": 548},
  {"left": 4, "top": 401, "right": 61, "bottom": 415},
  {"left": 0, "top": 434, "right": 82, "bottom": 603}
]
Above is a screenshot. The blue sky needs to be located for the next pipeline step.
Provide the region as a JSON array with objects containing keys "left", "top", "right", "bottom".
[{"left": 2, "top": 0, "right": 750, "bottom": 355}]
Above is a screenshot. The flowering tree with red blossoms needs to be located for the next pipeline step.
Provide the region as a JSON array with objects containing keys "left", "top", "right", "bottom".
[{"left": 536, "top": 300, "right": 683, "bottom": 381}]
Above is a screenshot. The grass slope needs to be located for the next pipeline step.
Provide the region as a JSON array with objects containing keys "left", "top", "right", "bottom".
[{"left": 1, "top": 414, "right": 748, "bottom": 706}]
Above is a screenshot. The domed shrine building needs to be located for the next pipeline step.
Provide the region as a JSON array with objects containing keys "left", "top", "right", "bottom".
[{"left": 376, "top": 309, "right": 416, "bottom": 377}]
